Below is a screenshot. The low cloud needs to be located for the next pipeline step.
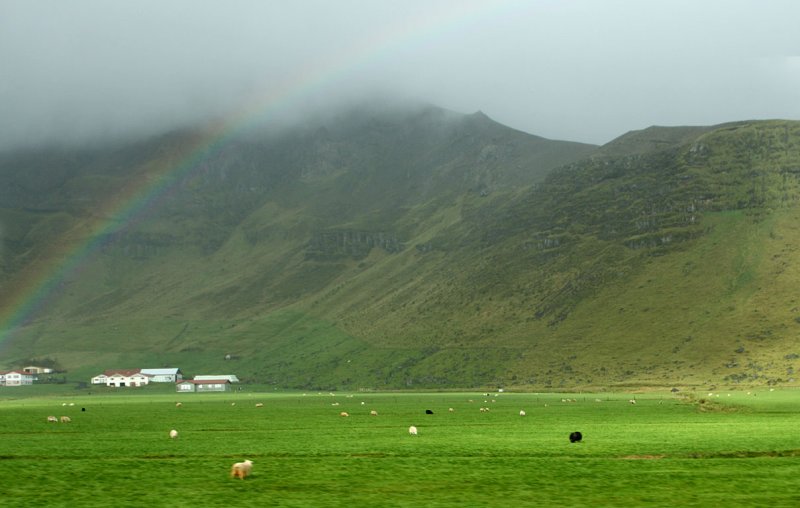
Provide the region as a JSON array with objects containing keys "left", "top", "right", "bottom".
[{"left": 1, "top": 0, "right": 799, "bottom": 151}]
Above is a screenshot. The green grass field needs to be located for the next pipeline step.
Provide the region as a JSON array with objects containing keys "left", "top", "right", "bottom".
[{"left": 1, "top": 388, "right": 799, "bottom": 507}]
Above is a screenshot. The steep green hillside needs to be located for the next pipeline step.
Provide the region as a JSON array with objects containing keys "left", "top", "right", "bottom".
[
  {"left": 0, "top": 104, "right": 594, "bottom": 385},
  {"left": 1, "top": 111, "right": 799, "bottom": 391}
]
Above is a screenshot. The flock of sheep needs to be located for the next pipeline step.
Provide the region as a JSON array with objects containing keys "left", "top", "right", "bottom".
[{"left": 44, "top": 393, "right": 604, "bottom": 481}]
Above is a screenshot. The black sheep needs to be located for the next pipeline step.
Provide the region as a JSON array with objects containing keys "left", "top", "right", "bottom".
[
  {"left": 425, "top": 409, "right": 434, "bottom": 414},
  {"left": 569, "top": 431, "right": 583, "bottom": 443}
]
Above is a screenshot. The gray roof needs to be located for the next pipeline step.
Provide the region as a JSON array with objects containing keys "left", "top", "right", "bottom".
[
  {"left": 194, "top": 374, "right": 239, "bottom": 382},
  {"left": 140, "top": 368, "right": 181, "bottom": 375}
]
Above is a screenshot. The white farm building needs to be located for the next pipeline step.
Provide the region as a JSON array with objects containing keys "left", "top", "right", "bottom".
[
  {"left": 91, "top": 369, "right": 151, "bottom": 387},
  {"left": 0, "top": 370, "right": 35, "bottom": 386}
]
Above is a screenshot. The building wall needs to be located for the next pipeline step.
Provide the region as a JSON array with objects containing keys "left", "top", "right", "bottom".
[
  {"left": 3, "top": 373, "right": 33, "bottom": 386},
  {"left": 106, "top": 375, "right": 150, "bottom": 387},
  {"left": 196, "top": 383, "right": 230, "bottom": 392}
]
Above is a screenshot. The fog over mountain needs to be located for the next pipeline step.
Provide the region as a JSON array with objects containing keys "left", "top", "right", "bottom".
[{"left": 2, "top": 0, "right": 799, "bottom": 150}]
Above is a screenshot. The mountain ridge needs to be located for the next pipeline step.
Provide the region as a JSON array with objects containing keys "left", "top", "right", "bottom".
[{"left": 1, "top": 105, "right": 799, "bottom": 390}]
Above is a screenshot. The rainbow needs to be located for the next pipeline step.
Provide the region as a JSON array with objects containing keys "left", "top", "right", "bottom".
[{"left": 0, "top": 0, "right": 526, "bottom": 349}]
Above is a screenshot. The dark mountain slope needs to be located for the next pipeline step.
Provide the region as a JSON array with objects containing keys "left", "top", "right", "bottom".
[
  {"left": 2, "top": 110, "right": 799, "bottom": 390},
  {"left": 0, "top": 104, "right": 597, "bottom": 387}
]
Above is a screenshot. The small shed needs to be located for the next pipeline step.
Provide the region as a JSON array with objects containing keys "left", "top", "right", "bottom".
[{"left": 176, "top": 380, "right": 197, "bottom": 393}]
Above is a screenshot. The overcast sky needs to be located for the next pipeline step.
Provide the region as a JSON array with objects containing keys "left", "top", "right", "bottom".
[{"left": 2, "top": 0, "right": 799, "bottom": 150}]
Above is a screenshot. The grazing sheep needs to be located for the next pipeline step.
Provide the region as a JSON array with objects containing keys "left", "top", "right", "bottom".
[
  {"left": 230, "top": 460, "right": 253, "bottom": 479},
  {"left": 60, "top": 416, "right": 71, "bottom": 423},
  {"left": 370, "top": 410, "right": 378, "bottom": 416},
  {"left": 255, "top": 403, "right": 264, "bottom": 408},
  {"left": 408, "top": 425, "right": 418, "bottom": 436},
  {"left": 231, "top": 402, "right": 236, "bottom": 406},
  {"left": 47, "top": 415, "right": 58, "bottom": 423},
  {"left": 519, "top": 410, "right": 526, "bottom": 416},
  {"left": 569, "top": 431, "right": 583, "bottom": 443},
  {"left": 175, "top": 402, "right": 182, "bottom": 408},
  {"left": 629, "top": 399, "right": 637, "bottom": 405},
  {"left": 448, "top": 408, "right": 455, "bottom": 413},
  {"left": 169, "top": 429, "right": 178, "bottom": 439},
  {"left": 340, "top": 412, "right": 349, "bottom": 417},
  {"left": 425, "top": 409, "right": 434, "bottom": 415}
]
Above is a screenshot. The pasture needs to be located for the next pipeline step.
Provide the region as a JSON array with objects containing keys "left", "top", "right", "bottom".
[{"left": 1, "top": 389, "right": 799, "bottom": 507}]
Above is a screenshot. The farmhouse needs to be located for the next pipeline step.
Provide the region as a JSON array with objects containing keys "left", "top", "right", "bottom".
[
  {"left": 91, "top": 369, "right": 151, "bottom": 387},
  {"left": 0, "top": 370, "right": 35, "bottom": 386},
  {"left": 176, "top": 379, "right": 232, "bottom": 393}
]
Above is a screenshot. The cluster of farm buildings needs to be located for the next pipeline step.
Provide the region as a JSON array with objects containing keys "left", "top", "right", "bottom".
[
  {"left": 0, "top": 366, "right": 53, "bottom": 386},
  {"left": 92, "top": 369, "right": 240, "bottom": 392},
  {"left": 0, "top": 366, "right": 240, "bottom": 392}
]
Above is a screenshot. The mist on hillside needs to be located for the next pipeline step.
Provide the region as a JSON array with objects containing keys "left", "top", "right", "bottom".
[{"left": 2, "top": 0, "right": 799, "bottom": 151}]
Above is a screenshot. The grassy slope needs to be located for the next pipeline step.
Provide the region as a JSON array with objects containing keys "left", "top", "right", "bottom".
[
  {"left": 2, "top": 115, "right": 800, "bottom": 390},
  {"left": 1, "top": 389, "right": 800, "bottom": 507}
]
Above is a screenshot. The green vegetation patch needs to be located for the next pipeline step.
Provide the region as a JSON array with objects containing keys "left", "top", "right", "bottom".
[{"left": 1, "top": 389, "right": 799, "bottom": 506}]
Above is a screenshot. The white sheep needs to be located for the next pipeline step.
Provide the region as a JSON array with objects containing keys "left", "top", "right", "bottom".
[
  {"left": 448, "top": 407, "right": 455, "bottom": 413},
  {"left": 255, "top": 403, "right": 264, "bottom": 407},
  {"left": 60, "top": 416, "right": 71, "bottom": 423},
  {"left": 408, "top": 425, "right": 418, "bottom": 436},
  {"left": 175, "top": 402, "right": 182, "bottom": 408},
  {"left": 230, "top": 459, "right": 253, "bottom": 479},
  {"left": 629, "top": 399, "right": 637, "bottom": 405},
  {"left": 47, "top": 415, "right": 58, "bottom": 423},
  {"left": 370, "top": 410, "right": 378, "bottom": 416},
  {"left": 519, "top": 410, "right": 526, "bottom": 416},
  {"left": 340, "top": 412, "right": 349, "bottom": 417},
  {"left": 169, "top": 429, "right": 178, "bottom": 439}
]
